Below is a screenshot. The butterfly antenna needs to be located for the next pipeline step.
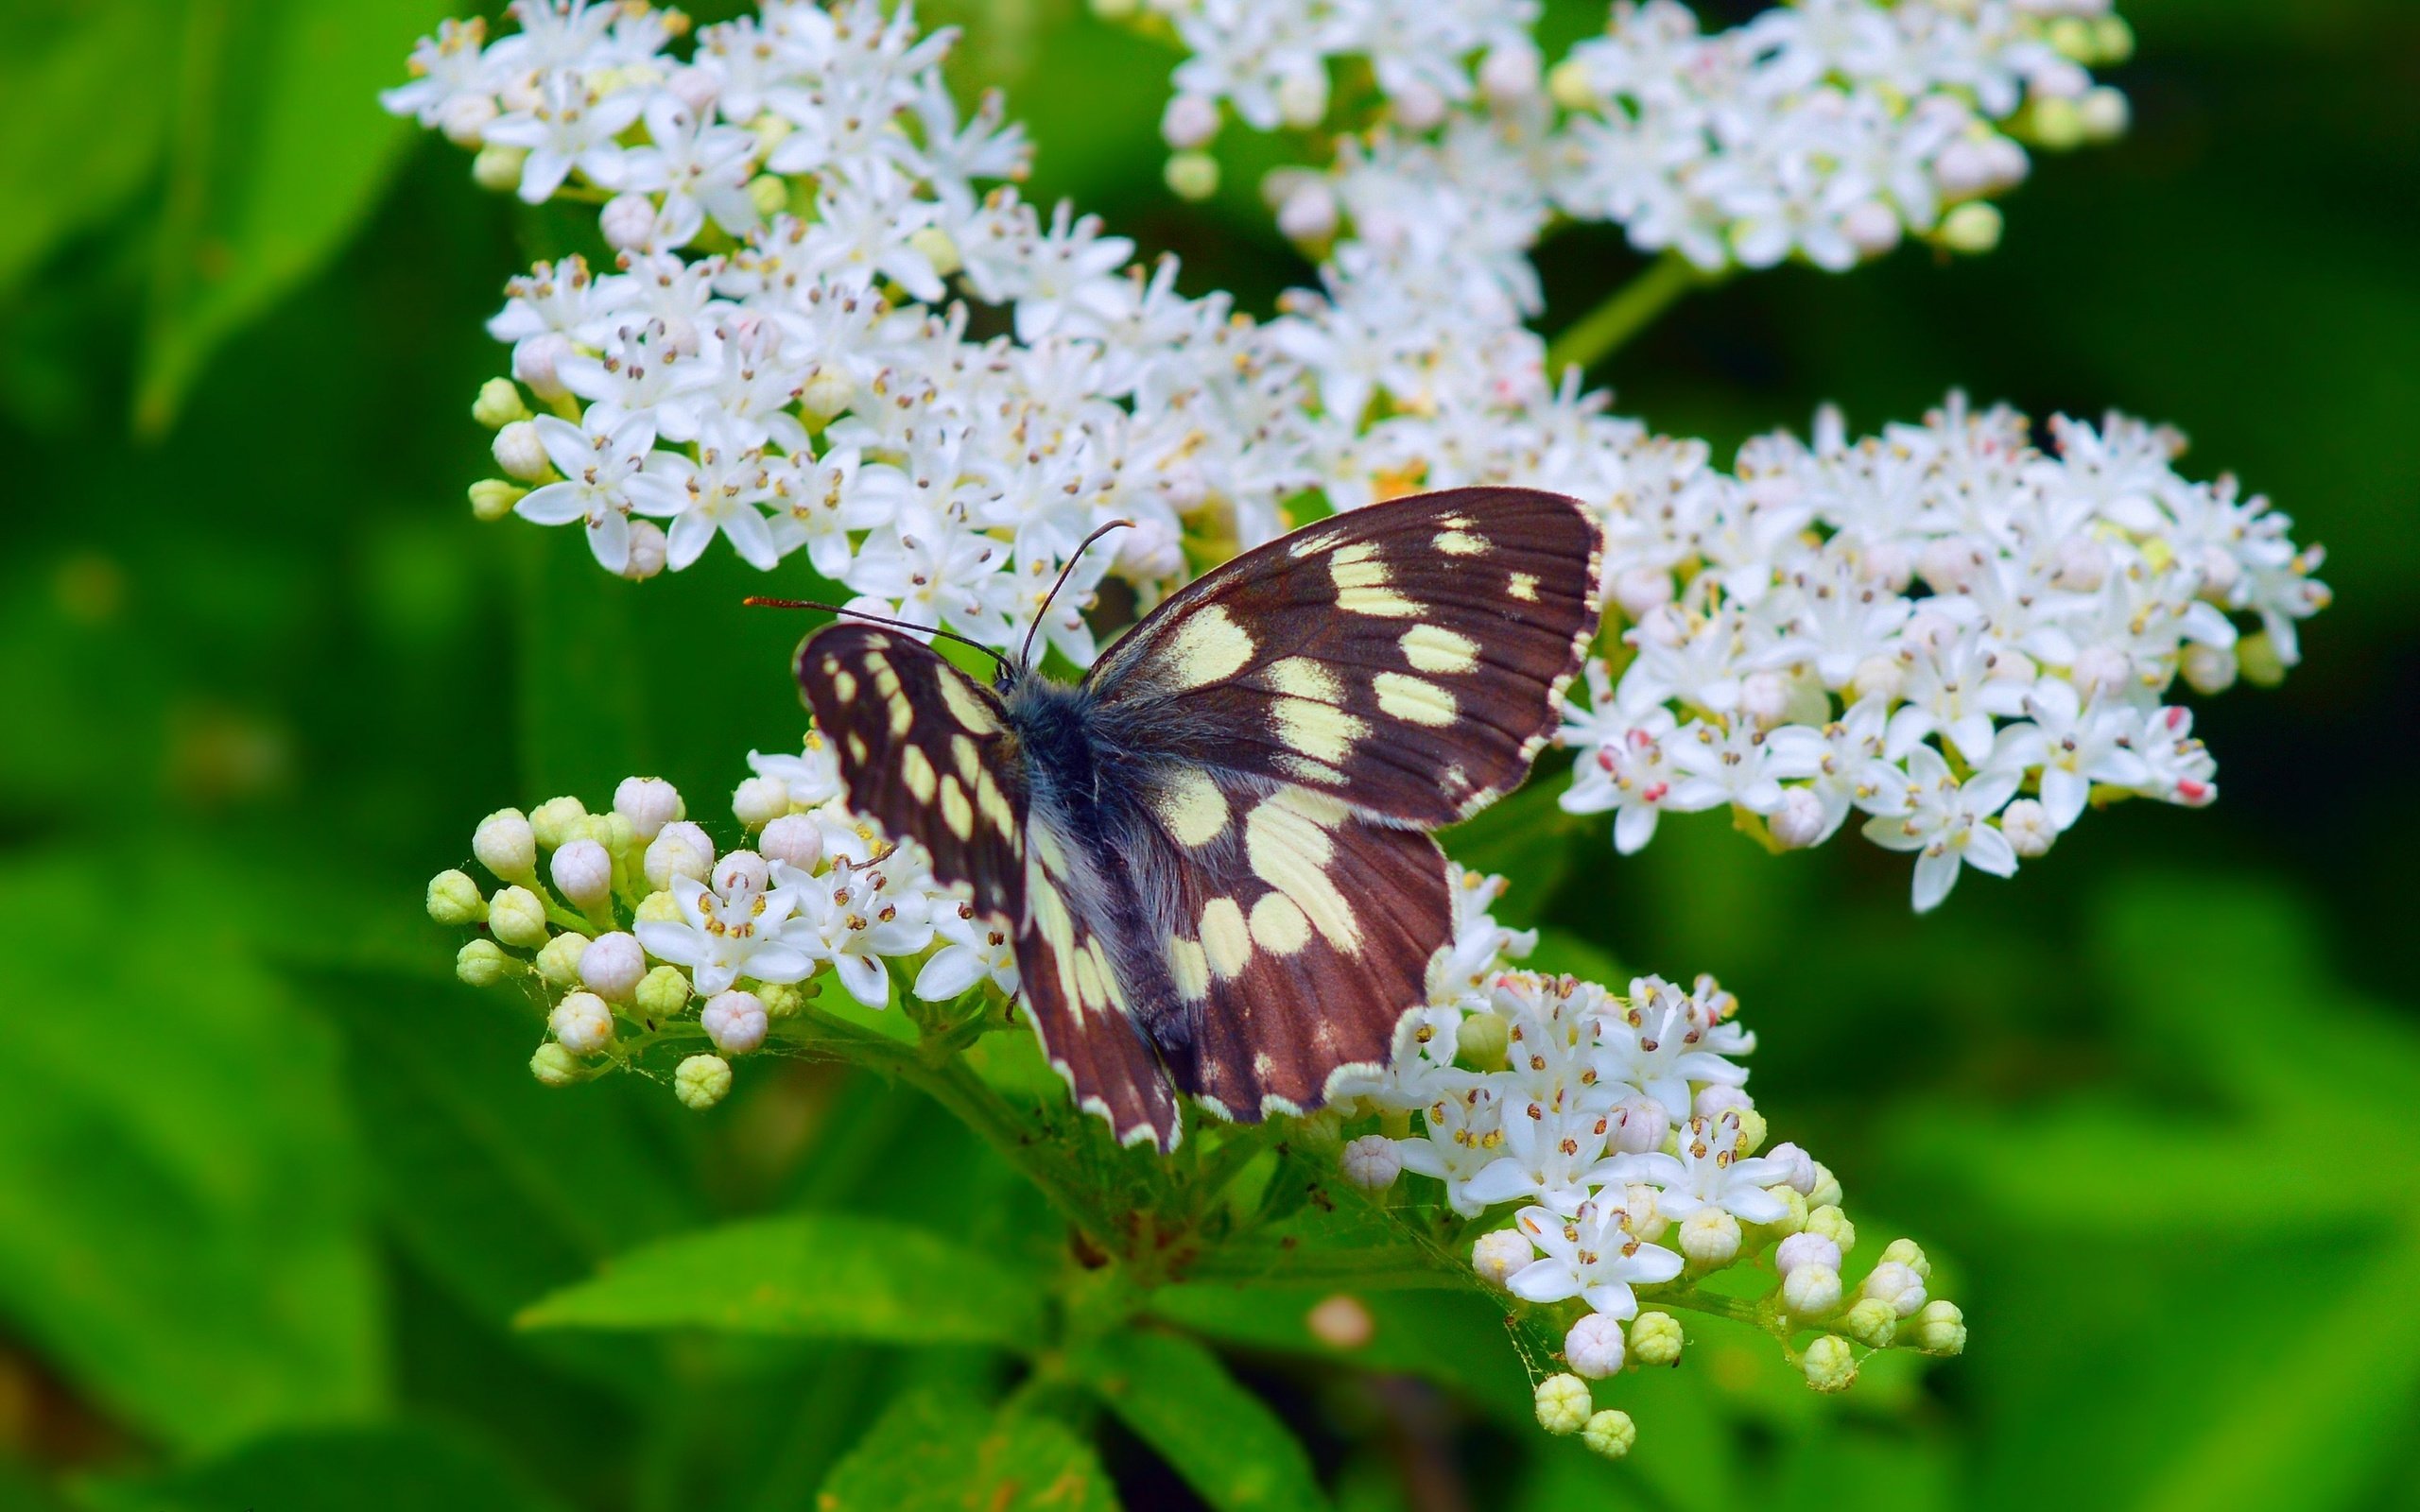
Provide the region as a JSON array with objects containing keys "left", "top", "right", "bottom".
[
  {"left": 744, "top": 595, "right": 1014, "bottom": 676},
  {"left": 1018, "top": 520, "right": 1132, "bottom": 671}
]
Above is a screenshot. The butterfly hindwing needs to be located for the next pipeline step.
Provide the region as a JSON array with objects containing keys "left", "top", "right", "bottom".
[{"left": 1085, "top": 488, "right": 1604, "bottom": 827}]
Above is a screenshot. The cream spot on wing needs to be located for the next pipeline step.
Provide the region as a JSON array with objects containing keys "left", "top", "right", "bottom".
[
  {"left": 1168, "top": 936, "right": 1210, "bottom": 1002},
  {"left": 1272, "top": 696, "right": 1368, "bottom": 764},
  {"left": 1330, "top": 543, "right": 1389, "bottom": 593},
  {"left": 1400, "top": 624, "right": 1479, "bottom": 675},
  {"left": 1152, "top": 769, "right": 1230, "bottom": 847},
  {"left": 1269, "top": 784, "right": 1352, "bottom": 828},
  {"left": 1275, "top": 753, "right": 1346, "bottom": 786},
  {"left": 1028, "top": 863, "right": 1082, "bottom": 1011},
  {"left": 1456, "top": 783, "right": 1501, "bottom": 819},
  {"left": 1086, "top": 936, "right": 1129, "bottom": 1015},
  {"left": 1434, "top": 529, "right": 1489, "bottom": 557},
  {"left": 1339, "top": 584, "right": 1421, "bottom": 618},
  {"left": 938, "top": 774, "right": 975, "bottom": 839},
  {"left": 937, "top": 676, "right": 1000, "bottom": 734},
  {"left": 1507, "top": 572, "right": 1539, "bottom": 602},
  {"left": 901, "top": 745, "right": 938, "bottom": 802},
  {"left": 887, "top": 694, "right": 912, "bottom": 737},
  {"left": 950, "top": 733, "right": 981, "bottom": 783},
  {"left": 1031, "top": 823, "right": 1072, "bottom": 879},
  {"left": 1249, "top": 892, "right": 1311, "bottom": 955},
  {"left": 862, "top": 634, "right": 890, "bottom": 649},
  {"left": 1200, "top": 898, "right": 1252, "bottom": 979},
  {"left": 846, "top": 733, "right": 869, "bottom": 764},
  {"left": 1244, "top": 796, "right": 1359, "bottom": 953},
  {"left": 1288, "top": 529, "right": 1340, "bottom": 559},
  {"left": 975, "top": 767, "right": 1016, "bottom": 838},
  {"left": 1265, "top": 656, "right": 1343, "bottom": 704},
  {"left": 1438, "top": 513, "right": 1473, "bottom": 530},
  {"left": 1374, "top": 672, "right": 1457, "bottom": 726},
  {"left": 831, "top": 669, "right": 858, "bottom": 702},
  {"left": 1440, "top": 763, "right": 1469, "bottom": 797},
  {"left": 1071, "top": 938, "right": 1107, "bottom": 1010},
  {"left": 1252, "top": 1052, "right": 1277, "bottom": 1082},
  {"left": 1309, "top": 1021, "right": 1340, "bottom": 1054},
  {"left": 1164, "top": 604, "right": 1256, "bottom": 690}
]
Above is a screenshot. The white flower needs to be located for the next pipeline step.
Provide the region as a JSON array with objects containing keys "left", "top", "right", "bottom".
[
  {"left": 481, "top": 67, "right": 646, "bottom": 203},
  {"left": 635, "top": 855, "right": 813, "bottom": 996},
  {"left": 513, "top": 410, "right": 688, "bottom": 572},
  {"left": 1607, "top": 1113, "right": 1791, "bottom": 1225},
  {"left": 1427, "top": 867, "right": 1534, "bottom": 1002},
  {"left": 913, "top": 898, "right": 1019, "bottom": 1001},
  {"left": 1507, "top": 1198, "right": 1684, "bottom": 1321},
  {"left": 779, "top": 853, "right": 937, "bottom": 1007},
  {"left": 1595, "top": 978, "right": 1753, "bottom": 1127},
  {"left": 750, "top": 735, "right": 843, "bottom": 811},
  {"left": 1857, "top": 743, "right": 2023, "bottom": 911}
]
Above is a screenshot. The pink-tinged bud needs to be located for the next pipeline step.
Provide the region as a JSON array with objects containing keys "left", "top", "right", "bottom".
[
  {"left": 579, "top": 932, "right": 647, "bottom": 1001},
  {"left": 1775, "top": 1230, "right": 1841, "bottom": 1279},
  {"left": 2071, "top": 644, "right": 2132, "bottom": 700},
  {"left": 2000, "top": 798, "right": 2055, "bottom": 857},
  {"left": 1738, "top": 671, "right": 1792, "bottom": 729},
  {"left": 645, "top": 821, "right": 715, "bottom": 890},
  {"left": 1861, "top": 1261, "right": 1927, "bottom": 1316},
  {"left": 1840, "top": 200, "right": 1902, "bottom": 257},
  {"left": 712, "top": 849, "right": 769, "bottom": 897},
  {"left": 1478, "top": 40, "right": 1542, "bottom": 104},
  {"left": 549, "top": 991, "right": 615, "bottom": 1055},
  {"left": 702, "top": 989, "right": 769, "bottom": 1055},
  {"left": 1564, "top": 1313, "right": 1626, "bottom": 1379},
  {"left": 614, "top": 777, "right": 683, "bottom": 841},
  {"left": 1766, "top": 1141, "right": 1818, "bottom": 1194},
  {"left": 1160, "top": 93, "right": 1219, "bottom": 149},
  {"left": 2051, "top": 534, "right": 2109, "bottom": 592},
  {"left": 1391, "top": 79, "right": 1447, "bottom": 132},
  {"left": 1275, "top": 181, "right": 1339, "bottom": 243},
  {"left": 550, "top": 838, "right": 614, "bottom": 909},
  {"left": 1770, "top": 787, "right": 1828, "bottom": 850},
  {"left": 733, "top": 774, "right": 790, "bottom": 828},
  {"left": 1611, "top": 564, "right": 1675, "bottom": 620},
  {"left": 1340, "top": 1134, "right": 1402, "bottom": 1191},
  {"left": 601, "top": 193, "right": 660, "bottom": 251},
  {"left": 666, "top": 65, "right": 720, "bottom": 116},
  {"left": 623, "top": 520, "right": 667, "bottom": 580},
  {"left": 1471, "top": 1228, "right": 1533, "bottom": 1288},
  {"left": 511, "top": 333, "right": 574, "bottom": 403},
  {"left": 1609, "top": 1095, "right": 1668, "bottom": 1155},
  {"left": 759, "top": 812, "right": 824, "bottom": 869},
  {"left": 1693, "top": 1083, "right": 1752, "bottom": 1119}
]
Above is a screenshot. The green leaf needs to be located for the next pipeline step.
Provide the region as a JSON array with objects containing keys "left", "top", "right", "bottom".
[
  {"left": 134, "top": 0, "right": 447, "bottom": 435},
  {"left": 517, "top": 1213, "right": 1046, "bottom": 1349},
  {"left": 72, "top": 1423, "right": 562, "bottom": 1512},
  {"left": 0, "top": 849, "right": 380, "bottom": 1454},
  {"left": 1439, "top": 772, "right": 1583, "bottom": 928},
  {"left": 818, "top": 1387, "right": 1116, "bottom": 1512},
  {"left": 1070, "top": 1329, "right": 1328, "bottom": 1512},
  {"left": 0, "top": 2, "right": 177, "bottom": 295}
]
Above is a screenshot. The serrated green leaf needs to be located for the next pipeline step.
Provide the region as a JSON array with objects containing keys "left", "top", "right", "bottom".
[
  {"left": 71, "top": 1423, "right": 562, "bottom": 1512},
  {"left": 517, "top": 1213, "right": 1046, "bottom": 1349},
  {"left": 818, "top": 1387, "right": 1116, "bottom": 1512},
  {"left": 1070, "top": 1329, "right": 1328, "bottom": 1512}
]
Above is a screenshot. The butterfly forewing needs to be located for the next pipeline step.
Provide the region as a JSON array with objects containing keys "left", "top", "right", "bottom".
[{"left": 1085, "top": 488, "right": 1604, "bottom": 826}]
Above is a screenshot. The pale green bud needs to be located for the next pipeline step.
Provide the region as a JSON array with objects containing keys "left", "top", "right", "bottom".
[
  {"left": 1455, "top": 1010, "right": 1509, "bottom": 1070},
  {"left": 1289, "top": 1106, "right": 1347, "bottom": 1152},
  {"left": 1781, "top": 1262, "right": 1842, "bottom": 1318},
  {"left": 748, "top": 112, "right": 793, "bottom": 153},
  {"left": 469, "top": 479, "right": 525, "bottom": 522},
  {"left": 1762, "top": 1184, "right": 1809, "bottom": 1236},
  {"left": 530, "top": 1041, "right": 584, "bottom": 1087},
  {"left": 1532, "top": 1373, "right": 1593, "bottom": 1436},
  {"left": 1678, "top": 1208, "right": 1741, "bottom": 1269},
  {"left": 635, "top": 889, "right": 683, "bottom": 925},
  {"left": 635, "top": 965, "right": 694, "bottom": 1021},
  {"left": 1629, "top": 1312, "right": 1684, "bottom": 1367},
  {"left": 2030, "top": 96, "right": 2087, "bottom": 152},
  {"left": 474, "top": 808, "right": 538, "bottom": 882},
  {"left": 747, "top": 173, "right": 788, "bottom": 219},
  {"left": 800, "top": 366, "right": 856, "bottom": 422},
  {"left": 1803, "top": 1334, "right": 1858, "bottom": 1393},
  {"left": 1731, "top": 1105, "right": 1768, "bottom": 1155},
  {"left": 755, "top": 980, "right": 803, "bottom": 1020},
  {"left": 908, "top": 226, "right": 961, "bottom": 279},
  {"left": 1164, "top": 151, "right": 1220, "bottom": 201},
  {"left": 1910, "top": 1299, "right": 1967, "bottom": 1356},
  {"left": 2093, "top": 15, "right": 2134, "bottom": 64},
  {"left": 472, "top": 144, "right": 527, "bottom": 193},
  {"left": 528, "top": 796, "right": 590, "bottom": 850},
  {"left": 1807, "top": 1162, "right": 1842, "bottom": 1209},
  {"left": 2078, "top": 86, "right": 2129, "bottom": 142},
  {"left": 1841, "top": 1297, "right": 1898, "bottom": 1349},
  {"left": 1879, "top": 1238, "right": 1930, "bottom": 1280},
  {"left": 473, "top": 378, "right": 532, "bottom": 429},
  {"left": 2237, "top": 631, "right": 2289, "bottom": 687},
  {"left": 2046, "top": 16, "right": 2094, "bottom": 61},
  {"left": 1805, "top": 1204, "right": 1856, "bottom": 1254},
  {"left": 1581, "top": 1409, "right": 1635, "bottom": 1460},
  {"left": 457, "top": 938, "right": 513, "bottom": 988},
  {"left": 1941, "top": 202, "right": 2004, "bottom": 255},
  {"left": 1547, "top": 59, "right": 1597, "bottom": 111},
  {"left": 674, "top": 1053, "right": 734, "bottom": 1110},
  {"left": 534, "top": 931, "right": 590, "bottom": 988},
  {"left": 1090, "top": 0, "right": 1138, "bottom": 20},
  {"left": 426, "top": 869, "right": 487, "bottom": 925},
  {"left": 488, "top": 885, "right": 551, "bottom": 949}
]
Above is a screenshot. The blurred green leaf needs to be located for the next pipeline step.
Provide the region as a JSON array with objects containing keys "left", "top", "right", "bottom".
[
  {"left": 135, "top": 0, "right": 447, "bottom": 435},
  {"left": 1070, "top": 1328, "right": 1328, "bottom": 1512},
  {"left": 72, "top": 1422, "right": 562, "bottom": 1512},
  {"left": 517, "top": 1213, "right": 1046, "bottom": 1349},
  {"left": 1440, "top": 775, "right": 1584, "bottom": 929},
  {"left": 817, "top": 1386, "right": 1116, "bottom": 1512},
  {"left": 0, "top": 849, "right": 379, "bottom": 1454},
  {"left": 0, "top": 2, "right": 176, "bottom": 295}
]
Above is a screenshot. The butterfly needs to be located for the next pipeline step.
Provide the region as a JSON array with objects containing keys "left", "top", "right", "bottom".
[{"left": 789, "top": 487, "right": 1603, "bottom": 1150}]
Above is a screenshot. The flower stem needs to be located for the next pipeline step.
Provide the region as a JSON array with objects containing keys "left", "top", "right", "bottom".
[{"left": 1544, "top": 250, "right": 1715, "bottom": 379}]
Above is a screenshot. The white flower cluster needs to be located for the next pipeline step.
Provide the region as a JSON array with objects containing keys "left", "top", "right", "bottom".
[
  {"left": 1155, "top": 0, "right": 2135, "bottom": 273},
  {"left": 388, "top": 0, "right": 1317, "bottom": 653},
  {"left": 1558, "top": 396, "right": 2330, "bottom": 909},
  {"left": 425, "top": 742, "right": 1011, "bottom": 1109},
  {"left": 1333, "top": 872, "right": 1964, "bottom": 1437}
]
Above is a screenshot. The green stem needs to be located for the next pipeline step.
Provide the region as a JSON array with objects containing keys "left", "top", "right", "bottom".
[
  {"left": 1184, "top": 1245, "right": 1467, "bottom": 1290},
  {"left": 1543, "top": 250, "right": 1714, "bottom": 379},
  {"left": 1645, "top": 1284, "right": 1777, "bottom": 1331}
]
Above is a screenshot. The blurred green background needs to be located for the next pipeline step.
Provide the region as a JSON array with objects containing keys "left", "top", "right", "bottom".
[{"left": 2, "top": 0, "right": 2413, "bottom": 1507}]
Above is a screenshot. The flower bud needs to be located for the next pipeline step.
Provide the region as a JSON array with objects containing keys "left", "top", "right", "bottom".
[
  {"left": 1678, "top": 1208, "right": 1741, "bottom": 1268},
  {"left": 2180, "top": 642, "right": 2237, "bottom": 696},
  {"left": 1880, "top": 1237, "right": 1931, "bottom": 1279},
  {"left": 635, "top": 964, "right": 693, "bottom": 1022},
  {"left": 439, "top": 92, "right": 497, "bottom": 146},
  {"left": 1940, "top": 201, "right": 2003, "bottom": 255},
  {"left": 2071, "top": 644, "right": 2131, "bottom": 700},
  {"left": 634, "top": 889, "right": 682, "bottom": 925},
  {"left": 1340, "top": 1134, "right": 1402, "bottom": 1191},
  {"left": 1768, "top": 787, "right": 1827, "bottom": 850},
  {"left": 488, "top": 885, "right": 551, "bottom": 949},
  {"left": 611, "top": 776, "right": 683, "bottom": 842},
  {"left": 550, "top": 837, "right": 614, "bottom": 910},
  {"left": 622, "top": 519, "right": 667, "bottom": 580},
  {"left": 1274, "top": 180, "right": 1339, "bottom": 243},
  {"left": 1478, "top": 39, "right": 1542, "bottom": 104},
  {"left": 646, "top": 821, "right": 716, "bottom": 889},
  {"left": 1456, "top": 1010, "right": 1510, "bottom": 1071},
  {"left": 492, "top": 420, "right": 550, "bottom": 481},
  {"left": 1840, "top": 199, "right": 1902, "bottom": 258},
  {"left": 1776, "top": 1231, "right": 1841, "bottom": 1279},
  {"left": 600, "top": 192, "right": 659, "bottom": 251},
  {"left": 1609, "top": 1094, "right": 1668, "bottom": 1155},
  {"left": 1806, "top": 1162, "right": 1843, "bottom": 1210},
  {"left": 757, "top": 981, "right": 804, "bottom": 1019},
  {"left": 457, "top": 937, "right": 513, "bottom": 987},
  {"left": 528, "top": 796, "right": 589, "bottom": 850},
  {"left": 1582, "top": 1409, "right": 1635, "bottom": 1461},
  {"left": 1629, "top": 1313, "right": 1683, "bottom": 1367},
  {"left": 1910, "top": 1299, "right": 1967, "bottom": 1356},
  {"left": 1860, "top": 1261, "right": 1927, "bottom": 1317},
  {"left": 732, "top": 775, "right": 790, "bottom": 829},
  {"left": 1472, "top": 1228, "right": 1532, "bottom": 1288},
  {"left": 759, "top": 812, "right": 823, "bottom": 870},
  {"left": 1274, "top": 67, "right": 1328, "bottom": 129},
  {"left": 1305, "top": 1294, "right": 1374, "bottom": 1349},
  {"left": 1767, "top": 1141, "right": 1818, "bottom": 1194},
  {"left": 1160, "top": 93, "right": 1219, "bottom": 150},
  {"left": 426, "top": 868, "right": 487, "bottom": 925},
  {"left": 549, "top": 990, "right": 615, "bottom": 1055},
  {"left": 1164, "top": 151, "right": 1220, "bottom": 201},
  {"left": 513, "top": 332, "right": 573, "bottom": 403},
  {"left": 702, "top": 988, "right": 769, "bottom": 1055},
  {"left": 1841, "top": 1297, "right": 1899, "bottom": 1349},
  {"left": 533, "top": 930, "right": 589, "bottom": 987},
  {"left": 1532, "top": 1373, "right": 1592, "bottom": 1436},
  {"left": 1547, "top": 59, "right": 1597, "bottom": 111},
  {"left": 2051, "top": 534, "right": 2110, "bottom": 593},
  {"left": 674, "top": 1053, "right": 734, "bottom": 1110},
  {"left": 1850, "top": 653, "right": 1905, "bottom": 705},
  {"left": 1805, "top": 1204, "right": 1856, "bottom": 1254},
  {"left": 1782, "top": 1263, "right": 1843, "bottom": 1318},
  {"left": 473, "top": 378, "right": 531, "bottom": 430},
  {"left": 1622, "top": 1183, "right": 1667, "bottom": 1244},
  {"left": 469, "top": 479, "right": 525, "bottom": 521},
  {"left": 2000, "top": 798, "right": 2055, "bottom": 858},
  {"left": 1390, "top": 79, "right": 1446, "bottom": 132},
  {"left": 1693, "top": 1086, "right": 1750, "bottom": 1121},
  {"left": 579, "top": 931, "right": 646, "bottom": 1001},
  {"left": 2030, "top": 94, "right": 2086, "bottom": 151},
  {"left": 1610, "top": 564, "right": 1674, "bottom": 620},
  {"left": 1761, "top": 1184, "right": 1808, "bottom": 1236},
  {"left": 1803, "top": 1334, "right": 1858, "bottom": 1393},
  {"left": 530, "top": 1040, "right": 584, "bottom": 1087},
  {"left": 472, "top": 144, "right": 527, "bottom": 193},
  {"left": 1738, "top": 671, "right": 1792, "bottom": 730},
  {"left": 800, "top": 366, "right": 855, "bottom": 421},
  {"left": 1564, "top": 1314, "right": 1626, "bottom": 1379}
]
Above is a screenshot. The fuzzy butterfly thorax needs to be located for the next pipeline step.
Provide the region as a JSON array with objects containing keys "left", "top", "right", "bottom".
[{"left": 795, "top": 487, "right": 1605, "bottom": 1150}]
